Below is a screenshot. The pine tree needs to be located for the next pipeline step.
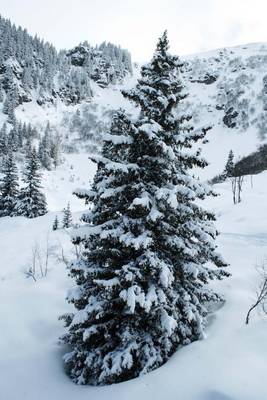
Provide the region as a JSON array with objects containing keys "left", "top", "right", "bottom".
[
  {"left": 24, "top": 136, "right": 32, "bottom": 159},
  {"left": 224, "top": 150, "right": 234, "bottom": 177},
  {"left": 0, "top": 151, "right": 19, "bottom": 217},
  {"left": 17, "top": 122, "right": 24, "bottom": 148},
  {"left": 61, "top": 32, "right": 228, "bottom": 386},
  {"left": 0, "top": 83, "right": 4, "bottom": 103},
  {"left": 62, "top": 202, "right": 72, "bottom": 228},
  {"left": 39, "top": 123, "right": 52, "bottom": 170},
  {"left": 53, "top": 215, "right": 59, "bottom": 230},
  {"left": 50, "top": 132, "right": 61, "bottom": 168},
  {"left": 7, "top": 126, "right": 18, "bottom": 152},
  {"left": 3, "top": 84, "right": 18, "bottom": 125},
  {"left": 16, "top": 147, "right": 47, "bottom": 218},
  {"left": 0, "top": 123, "right": 8, "bottom": 156}
]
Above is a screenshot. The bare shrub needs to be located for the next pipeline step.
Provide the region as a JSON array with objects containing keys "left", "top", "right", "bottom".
[
  {"left": 231, "top": 176, "right": 244, "bottom": 204},
  {"left": 246, "top": 260, "right": 267, "bottom": 324},
  {"left": 25, "top": 234, "right": 52, "bottom": 281}
]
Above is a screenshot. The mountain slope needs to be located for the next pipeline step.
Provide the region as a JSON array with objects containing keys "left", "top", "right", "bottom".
[
  {"left": 3, "top": 37, "right": 267, "bottom": 180},
  {"left": 180, "top": 42, "right": 267, "bottom": 178},
  {"left": 1, "top": 13, "right": 267, "bottom": 181}
]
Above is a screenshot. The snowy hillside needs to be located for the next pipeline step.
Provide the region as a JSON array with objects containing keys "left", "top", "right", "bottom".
[
  {"left": 1, "top": 15, "right": 267, "bottom": 180},
  {"left": 181, "top": 42, "right": 267, "bottom": 178},
  {"left": 1, "top": 161, "right": 267, "bottom": 400},
  {"left": 6, "top": 41, "right": 267, "bottom": 180}
]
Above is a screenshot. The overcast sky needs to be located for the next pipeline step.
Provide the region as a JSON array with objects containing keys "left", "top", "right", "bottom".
[{"left": 0, "top": 0, "right": 266, "bottom": 61}]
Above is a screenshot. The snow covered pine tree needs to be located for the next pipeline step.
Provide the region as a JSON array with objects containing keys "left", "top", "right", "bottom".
[
  {"left": 16, "top": 147, "right": 47, "bottom": 218},
  {"left": 224, "top": 149, "right": 234, "bottom": 178},
  {"left": 52, "top": 215, "right": 59, "bottom": 231},
  {"left": 62, "top": 202, "right": 72, "bottom": 228},
  {"left": 61, "top": 32, "right": 228, "bottom": 385},
  {"left": 0, "top": 151, "right": 19, "bottom": 216}
]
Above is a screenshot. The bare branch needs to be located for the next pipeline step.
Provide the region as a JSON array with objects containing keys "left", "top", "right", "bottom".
[{"left": 246, "top": 260, "right": 267, "bottom": 324}]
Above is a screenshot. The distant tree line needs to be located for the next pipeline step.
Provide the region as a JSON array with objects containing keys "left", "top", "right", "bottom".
[
  {"left": 0, "top": 120, "right": 62, "bottom": 170},
  {"left": 0, "top": 14, "right": 133, "bottom": 115}
]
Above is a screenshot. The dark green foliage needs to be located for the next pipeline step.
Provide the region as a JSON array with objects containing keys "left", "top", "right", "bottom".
[
  {"left": 53, "top": 215, "right": 59, "bottom": 230},
  {"left": 209, "top": 173, "right": 226, "bottom": 185},
  {"left": 233, "top": 144, "right": 267, "bottom": 177},
  {"left": 0, "top": 123, "right": 8, "bottom": 156}
]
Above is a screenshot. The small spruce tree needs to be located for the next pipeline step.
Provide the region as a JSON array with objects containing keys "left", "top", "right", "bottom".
[
  {"left": 7, "top": 126, "right": 19, "bottom": 152},
  {"left": 224, "top": 149, "right": 234, "bottom": 177},
  {"left": 61, "top": 32, "right": 228, "bottom": 386},
  {"left": 0, "top": 151, "right": 19, "bottom": 217},
  {"left": 0, "top": 123, "right": 8, "bottom": 156},
  {"left": 3, "top": 84, "right": 18, "bottom": 125},
  {"left": 53, "top": 215, "right": 59, "bottom": 230},
  {"left": 62, "top": 202, "right": 72, "bottom": 228},
  {"left": 16, "top": 147, "right": 47, "bottom": 218},
  {"left": 39, "top": 123, "right": 52, "bottom": 170}
]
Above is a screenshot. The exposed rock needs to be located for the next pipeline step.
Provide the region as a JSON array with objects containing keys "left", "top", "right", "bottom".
[{"left": 223, "top": 107, "right": 239, "bottom": 128}]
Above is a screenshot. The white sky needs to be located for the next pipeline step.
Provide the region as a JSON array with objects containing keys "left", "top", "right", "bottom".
[{"left": 0, "top": 0, "right": 267, "bottom": 62}]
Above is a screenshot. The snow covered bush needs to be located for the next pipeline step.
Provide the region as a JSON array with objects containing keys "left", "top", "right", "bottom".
[
  {"left": 61, "top": 31, "right": 228, "bottom": 386},
  {"left": 26, "top": 237, "right": 51, "bottom": 281}
]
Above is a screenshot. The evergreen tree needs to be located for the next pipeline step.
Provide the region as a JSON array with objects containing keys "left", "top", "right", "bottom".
[
  {"left": 21, "top": 122, "right": 27, "bottom": 142},
  {"left": 50, "top": 132, "right": 61, "bottom": 168},
  {"left": 0, "top": 83, "right": 4, "bottom": 103},
  {"left": 38, "top": 123, "right": 52, "bottom": 170},
  {"left": 224, "top": 150, "right": 234, "bottom": 177},
  {"left": 17, "top": 122, "right": 24, "bottom": 148},
  {"left": 7, "top": 126, "right": 18, "bottom": 152},
  {"left": 24, "top": 136, "right": 32, "bottom": 159},
  {"left": 3, "top": 84, "right": 18, "bottom": 125},
  {"left": 0, "top": 151, "right": 19, "bottom": 216},
  {"left": 16, "top": 147, "right": 47, "bottom": 218},
  {"left": 61, "top": 32, "right": 228, "bottom": 386},
  {"left": 0, "top": 123, "right": 8, "bottom": 156},
  {"left": 52, "top": 215, "right": 59, "bottom": 230},
  {"left": 62, "top": 202, "right": 72, "bottom": 228}
]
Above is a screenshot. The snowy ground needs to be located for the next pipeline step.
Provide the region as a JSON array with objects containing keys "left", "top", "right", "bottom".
[{"left": 1, "top": 153, "right": 267, "bottom": 400}]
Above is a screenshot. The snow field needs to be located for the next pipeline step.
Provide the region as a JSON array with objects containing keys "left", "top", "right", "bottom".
[{"left": 1, "top": 156, "right": 267, "bottom": 399}]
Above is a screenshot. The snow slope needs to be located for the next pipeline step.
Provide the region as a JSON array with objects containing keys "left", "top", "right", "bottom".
[
  {"left": 181, "top": 42, "right": 267, "bottom": 179},
  {"left": 1, "top": 153, "right": 267, "bottom": 400},
  {"left": 41, "top": 153, "right": 97, "bottom": 211}
]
